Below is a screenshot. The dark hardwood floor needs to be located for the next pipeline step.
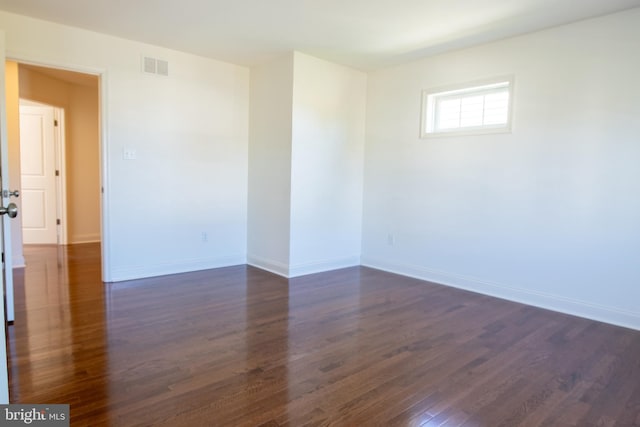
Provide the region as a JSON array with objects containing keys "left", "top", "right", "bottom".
[{"left": 7, "top": 244, "right": 640, "bottom": 426}]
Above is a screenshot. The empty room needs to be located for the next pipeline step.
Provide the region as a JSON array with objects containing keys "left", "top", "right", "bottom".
[{"left": 0, "top": 0, "right": 639, "bottom": 425}]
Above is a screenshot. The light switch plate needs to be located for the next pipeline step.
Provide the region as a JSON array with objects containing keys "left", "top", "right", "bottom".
[{"left": 123, "top": 148, "right": 137, "bottom": 160}]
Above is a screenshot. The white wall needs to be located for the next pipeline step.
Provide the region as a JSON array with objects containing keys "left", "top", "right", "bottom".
[
  {"left": 362, "top": 9, "right": 640, "bottom": 330},
  {"left": 247, "top": 54, "right": 294, "bottom": 275},
  {"left": 248, "top": 52, "right": 366, "bottom": 278},
  {"left": 0, "top": 11, "right": 249, "bottom": 281},
  {"left": 289, "top": 52, "right": 366, "bottom": 276}
]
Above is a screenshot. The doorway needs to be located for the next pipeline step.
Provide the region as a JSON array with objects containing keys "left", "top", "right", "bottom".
[
  {"left": 14, "top": 63, "right": 102, "bottom": 249},
  {"left": 3, "top": 61, "right": 104, "bottom": 325},
  {"left": 2, "top": 57, "right": 108, "bottom": 403}
]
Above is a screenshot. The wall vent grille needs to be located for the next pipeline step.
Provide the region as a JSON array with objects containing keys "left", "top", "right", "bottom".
[
  {"left": 156, "top": 59, "right": 169, "bottom": 76},
  {"left": 142, "top": 56, "right": 169, "bottom": 77}
]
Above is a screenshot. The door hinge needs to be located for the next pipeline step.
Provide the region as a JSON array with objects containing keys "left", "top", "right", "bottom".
[
  {"left": 54, "top": 119, "right": 58, "bottom": 127},
  {"left": 55, "top": 170, "right": 60, "bottom": 177},
  {"left": 57, "top": 219, "right": 61, "bottom": 225},
  {"left": 1, "top": 252, "right": 4, "bottom": 263}
]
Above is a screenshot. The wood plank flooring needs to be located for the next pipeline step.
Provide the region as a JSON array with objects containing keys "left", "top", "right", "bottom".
[{"left": 7, "top": 244, "right": 640, "bottom": 426}]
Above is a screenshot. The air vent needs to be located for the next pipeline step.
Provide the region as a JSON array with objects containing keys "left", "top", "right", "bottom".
[
  {"left": 142, "top": 55, "right": 169, "bottom": 77},
  {"left": 156, "top": 59, "right": 169, "bottom": 77},
  {"left": 143, "top": 56, "right": 156, "bottom": 74}
]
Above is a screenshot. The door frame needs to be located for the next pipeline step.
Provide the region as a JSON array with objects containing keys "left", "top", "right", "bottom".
[
  {"left": 54, "top": 107, "right": 68, "bottom": 245},
  {"left": 1, "top": 31, "right": 11, "bottom": 403},
  {"left": 7, "top": 54, "right": 112, "bottom": 282},
  {"left": 18, "top": 101, "right": 68, "bottom": 245}
]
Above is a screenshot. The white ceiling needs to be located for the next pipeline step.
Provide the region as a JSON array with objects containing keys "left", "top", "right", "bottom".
[{"left": 0, "top": 0, "right": 639, "bottom": 70}]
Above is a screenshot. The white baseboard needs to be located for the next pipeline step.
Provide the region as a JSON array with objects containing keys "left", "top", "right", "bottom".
[
  {"left": 248, "top": 254, "right": 361, "bottom": 278},
  {"left": 69, "top": 233, "right": 101, "bottom": 244},
  {"left": 362, "top": 256, "right": 640, "bottom": 331},
  {"left": 247, "top": 255, "right": 289, "bottom": 278},
  {"left": 109, "top": 254, "right": 246, "bottom": 282},
  {"left": 288, "top": 256, "right": 361, "bottom": 278}
]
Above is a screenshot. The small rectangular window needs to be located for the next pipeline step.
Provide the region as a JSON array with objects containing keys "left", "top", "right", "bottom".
[{"left": 421, "top": 77, "right": 513, "bottom": 137}]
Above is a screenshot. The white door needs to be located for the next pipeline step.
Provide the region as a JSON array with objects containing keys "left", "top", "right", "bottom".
[
  {"left": 19, "top": 104, "right": 58, "bottom": 244},
  {"left": 0, "top": 30, "right": 14, "bottom": 403}
]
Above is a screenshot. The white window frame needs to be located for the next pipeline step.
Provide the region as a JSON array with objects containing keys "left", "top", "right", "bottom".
[{"left": 420, "top": 76, "right": 514, "bottom": 138}]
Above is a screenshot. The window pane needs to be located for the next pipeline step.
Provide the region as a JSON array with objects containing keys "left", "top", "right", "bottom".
[
  {"left": 460, "top": 95, "right": 484, "bottom": 127},
  {"left": 437, "top": 98, "right": 461, "bottom": 129},
  {"left": 483, "top": 91, "right": 509, "bottom": 125}
]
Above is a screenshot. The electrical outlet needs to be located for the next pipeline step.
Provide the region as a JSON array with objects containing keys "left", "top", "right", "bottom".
[
  {"left": 387, "top": 234, "right": 395, "bottom": 246},
  {"left": 201, "top": 232, "right": 208, "bottom": 242}
]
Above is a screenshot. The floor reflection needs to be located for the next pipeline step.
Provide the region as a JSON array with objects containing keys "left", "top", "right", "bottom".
[
  {"left": 8, "top": 243, "right": 110, "bottom": 424},
  {"left": 99, "top": 263, "right": 292, "bottom": 425},
  {"left": 240, "top": 269, "right": 289, "bottom": 423},
  {"left": 284, "top": 269, "right": 363, "bottom": 425}
]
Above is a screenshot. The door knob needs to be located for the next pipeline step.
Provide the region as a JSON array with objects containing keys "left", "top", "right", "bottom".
[
  {"left": 0, "top": 203, "right": 18, "bottom": 218},
  {"left": 2, "top": 189, "right": 19, "bottom": 198}
]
